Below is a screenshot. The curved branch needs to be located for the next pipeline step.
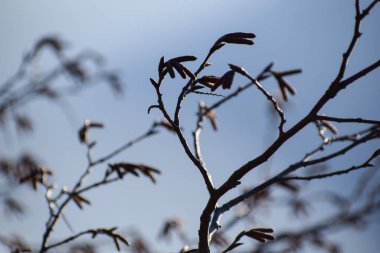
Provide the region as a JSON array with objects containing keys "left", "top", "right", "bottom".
[{"left": 153, "top": 81, "right": 215, "bottom": 194}]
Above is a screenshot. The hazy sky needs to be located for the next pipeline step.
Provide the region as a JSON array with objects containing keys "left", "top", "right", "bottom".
[{"left": 1, "top": 1, "right": 379, "bottom": 252}]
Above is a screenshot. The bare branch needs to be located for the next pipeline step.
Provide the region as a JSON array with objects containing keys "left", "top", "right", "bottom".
[
  {"left": 211, "top": 128, "right": 380, "bottom": 233},
  {"left": 228, "top": 64, "right": 286, "bottom": 135},
  {"left": 282, "top": 149, "right": 380, "bottom": 181},
  {"left": 92, "top": 124, "right": 159, "bottom": 166},
  {"left": 216, "top": 0, "right": 380, "bottom": 206},
  {"left": 153, "top": 79, "right": 215, "bottom": 194},
  {"left": 316, "top": 115, "right": 380, "bottom": 125},
  {"left": 339, "top": 59, "right": 380, "bottom": 88},
  {"left": 45, "top": 227, "right": 128, "bottom": 251},
  {"left": 193, "top": 102, "right": 207, "bottom": 167}
]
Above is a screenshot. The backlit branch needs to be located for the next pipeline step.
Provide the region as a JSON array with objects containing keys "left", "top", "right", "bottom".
[
  {"left": 210, "top": 127, "right": 380, "bottom": 234},
  {"left": 282, "top": 149, "right": 380, "bottom": 181},
  {"left": 151, "top": 77, "right": 215, "bottom": 194},
  {"left": 316, "top": 115, "right": 380, "bottom": 125}
]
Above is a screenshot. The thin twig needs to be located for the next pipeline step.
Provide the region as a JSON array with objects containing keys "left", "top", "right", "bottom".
[
  {"left": 339, "top": 59, "right": 380, "bottom": 89},
  {"left": 173, "top": 50, "right": 214, "bottom": 126},
  {"left": 204, "top": 82, "right": 254, "bottom": 115},
  {"left": 92, "top": 125, "right": 158, "bottom": 166},
  {"left": 203, "top": 64, "right": 271, "bottom": 116},
  {"left": 316, "top": 115, "right": 380, "bottom": 125},
  {"left": 231, "top": 66, "right": 286, "bottom": 135},
  {"left": 282, "top": 150, "right": 378, "bottom": 181},
  {"left": 193, "top": 103, "right": 207, "bottom": 167},
  {"left": 45, "top": 230, "right": 93, "bottom": 250}
]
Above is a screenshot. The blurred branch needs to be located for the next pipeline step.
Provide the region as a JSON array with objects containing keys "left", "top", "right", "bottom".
[
  {"left": 45, "top": 227, "right": 128, "bottom": 252},
  {"left": 252, "top": 200, "right": 380, "bottom": 253},
  {"left": 92, "top": 123, "right": 159, "bottom": 166}
]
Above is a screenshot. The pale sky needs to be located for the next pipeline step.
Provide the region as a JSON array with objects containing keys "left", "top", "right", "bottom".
[{"left": 1, "top": 1, "right": 379, "bottom": 252}]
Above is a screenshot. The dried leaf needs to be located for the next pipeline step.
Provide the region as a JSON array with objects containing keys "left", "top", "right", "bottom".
[
  {"left": 245, "top": 229, "right": 275, "bottom": 242},
  {"left": 170, "top": 56, "right": 197, "bottom": 62},
  {"left": 72, "top": 193, "right": 91, "bottom": 209},
  {"left": 138, "top": 164, "right": 161, "bottom": 183},
  {"left": 221, "top": 37, "right": 254, "bottom": 45},
  {"left": 223, "top": 32, "right": 256, "bottom": 39},
  {"left": 36, "top": 86, "right": 58, "bottom": 99},
  {"left": 158, "top": 219, "right": 183, "bottom": 241},
  {"left": 319, "top": 120, "right": 338, "bottom": 135},
  {"left": 165, "top": 62, "right": 176, "bottom": 78},
  {"left": 210, "top": 43, "right": 225, "bottom": 54},
  {"left": 78, "top": 120, "right": 104, "bottom": 144},
  {"left": 229, "top": 64, "right": 248, "bottom": 76},
  {"left": 19, "top": 166, "right": 53, "bottom": 190},
  {"left": 113, "top": 237, "right": 121, "bottom": 251},
  {"left": 3, "top": 197, "right": 25, "bottom": 217},
  {"left": 108, "top": 163, "right": 161, "bottom": 183},
  {"left": 180, "top": 64, "right": 196, "bottom": 79},
  {"left": 171, "top": 62, "right": 187, "bottom": 79},
  {"left": 197, "top": 75, "right": 220, "bottom": 89},
  {"left": 158, "top": 56, "right": 165, "bottom": 79},
  {"left": 69, "top": 243, "right": 96, "bottom": 253},
  {"left": 271, "top": 71, "right": 296, "bottom": 101},
  {"left": 90, "top": 228, "right": 129, "bottom": 251},
  {"left": 12, "top": 248, "right": 32, "bottom": 253},
  {"left": 206, "top": 110, "right": 218, "bottom": 131},
  {"left": 278, "top": 69, "right": 302, "bottom": 76},
  {"left": 263, "top": 62, "right": 275, "bottom": 73},
  {"left": 34, "top": 36, "right": 64, "bottom": 54},
  {"left": 277, "top": 180, "right": 300, "bottom": 193},
  {"left": 210, "top": 32, "right": 255, "bottom": 55},
  {"left": 155, "top": 119, "right": 176, "bottom": 133},
  {"left": 65, "top": 61, "right": 87, "bottom": 81},
  {"left": 223, "top": 242, "right": 244, "bottom": 253},
  {"left": 211, "top": 232, "right": 230, "bottom": 248},
  {"left": 224, "top": 228, "right": 274, "bottom": 253},
  {"left": 14, "top": 115, "right": 33, "bottom": 134},
  {"left": 212, "top": 70, "right": 235, "bottom": 91},
  {"left": 150, "top": 78, "right": 159, "bottom": 88},
  {"left": 107, "top": 73, "right": 123, "bottom": 94},
  {"left": 222, "top": 70, "right": 235, "bottom": 89}
]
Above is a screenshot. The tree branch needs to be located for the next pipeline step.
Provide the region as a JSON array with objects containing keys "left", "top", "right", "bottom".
[
  {"left": 230, "top": 65, "right": 286, "bottom": 135},
  {"left": 282, "top": 149, "right": 380, "bottom": 181},
  {"left": 153, "top": 80, "right": 215, "bottom": 194},
  {"left": 216, "top": 0, "right": 379, "bottom": 203},
  {"left": 210, "top": 128, "right": 380, "bottom": 233},
  {"left": 339, "top": 59, "right": 380, "bottom": 89},
  {"left": 316, "top": 115, "right": 380, "bottom": 125},
  {"left": 92, "top": 124, "right": 158, "bottom": 166}
]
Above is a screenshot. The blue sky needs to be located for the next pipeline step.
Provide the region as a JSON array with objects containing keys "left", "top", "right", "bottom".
[{"left": 1, "top": 1, "right": 379, "bottom": 252}]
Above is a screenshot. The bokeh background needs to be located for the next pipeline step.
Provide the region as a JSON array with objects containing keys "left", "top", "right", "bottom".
[{"left": 1, "top": 0, "right": 379, "bottom": 252}]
